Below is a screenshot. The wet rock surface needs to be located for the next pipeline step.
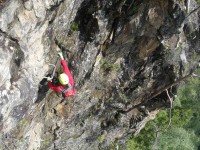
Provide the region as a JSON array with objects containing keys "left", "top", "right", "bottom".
[{"left": 0, "top": 0, "right": 199, "bottom": 149}]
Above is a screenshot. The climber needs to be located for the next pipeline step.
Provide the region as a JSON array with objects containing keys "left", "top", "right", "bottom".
[{"left": 47, "top": 50, "right": 76, "bottom": 97}]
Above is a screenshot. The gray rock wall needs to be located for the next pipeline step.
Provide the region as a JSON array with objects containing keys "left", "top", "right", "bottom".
[{"left": 0, "top": 0, "right": 81, "bottom": 149}]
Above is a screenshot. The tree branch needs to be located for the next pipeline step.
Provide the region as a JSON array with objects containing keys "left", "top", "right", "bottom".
[
  {"left": 152, "top": 89, "right": 173, "bottom": 150},
  {"left": 123, "top": 73, "right": 192, "bottom": 113},
  {"left": 185, "top": 6, "right": 200, "bottom": 19}
]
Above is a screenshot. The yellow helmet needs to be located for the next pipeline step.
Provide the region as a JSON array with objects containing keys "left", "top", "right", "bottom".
[{"left": 58, "top": 73, "right": 69, "bottom": 85}]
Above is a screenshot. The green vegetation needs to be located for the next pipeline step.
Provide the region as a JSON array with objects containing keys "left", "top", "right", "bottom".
[
  {"left": 127, "top": 123, "right": 156, "bottom": 150},
  {"left": 158, "top": 128, "right": 198, "bottom": 150},
  {"left": 126, "top": 77, "right": 200, "bottom": 149},
  {"left": 98, "top": 134, "right": 105, "bottom": 143},
  {"left": 11, "top": 118, "right": 30, "bottom": 138},
  {"left": 41, "top": 136, "right": 52, "bottom": 149},
  {"left": 106, "top": 140, "right": 121, "bottom": 150},
  {"left": 100, "top": 59, "right": 120, "bottom": 74},
  {"left": 68, "top": 21, "right": 79, "bottom": 36},
  {"left": 196, "top": 0, "right": 200, "bottom": 4},
  {"left": 70, "top": 21, "right": 79, "bottom": 31},
  {"left": 19, "top": 119, "right": 28, "bottom": 127}
]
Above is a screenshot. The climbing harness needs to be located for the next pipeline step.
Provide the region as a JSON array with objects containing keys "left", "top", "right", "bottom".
[{"left": 59, "top": 83, "right": 73, "bottom": 95}]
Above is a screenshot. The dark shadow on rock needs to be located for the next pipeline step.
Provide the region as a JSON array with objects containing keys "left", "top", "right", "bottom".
[
  {"left": 74, "top": 0, "right": 99, "bottom": 43},
  {"left": 159, "top": 2, "right": 186, "bottom": 38},
  {"left": 35, "top": 75, "right": 51, "bottom": 103},
  {"left": 10, "top": 48, "right": 25, "bottom": 83},
  {"left": 183, "top": 23, "right": 200, "bottom": 53}
]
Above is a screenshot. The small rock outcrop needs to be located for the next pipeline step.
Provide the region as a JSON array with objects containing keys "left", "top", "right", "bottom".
[{"left": 0, "top": 0, "right": 199, "bottom": 149}]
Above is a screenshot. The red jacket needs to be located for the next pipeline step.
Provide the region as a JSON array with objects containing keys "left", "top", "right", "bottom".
[{"left": 48, "top": 59, "right": 76, "bottom": 97}]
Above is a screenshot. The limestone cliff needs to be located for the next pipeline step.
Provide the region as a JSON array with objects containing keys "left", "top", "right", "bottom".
[{"left": 0, "top": 0, "right": 199, "bottom": 149}]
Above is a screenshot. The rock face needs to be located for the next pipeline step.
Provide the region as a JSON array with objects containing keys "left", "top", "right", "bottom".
[{"left": 0, "top": 0, "right": 199, "bottom": 149}]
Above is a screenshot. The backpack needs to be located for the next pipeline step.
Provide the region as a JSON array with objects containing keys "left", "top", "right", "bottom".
[{"left": 52, "top": 72, "right": 59, "bottom": 86}]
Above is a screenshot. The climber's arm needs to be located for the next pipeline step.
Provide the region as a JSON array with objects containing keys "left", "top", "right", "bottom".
[
  {"left": 58, "top": 50, "right": 75, "bottom": 86},
  {"left": 61, "top": 59, "right": 74, "bottom": 86}
]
